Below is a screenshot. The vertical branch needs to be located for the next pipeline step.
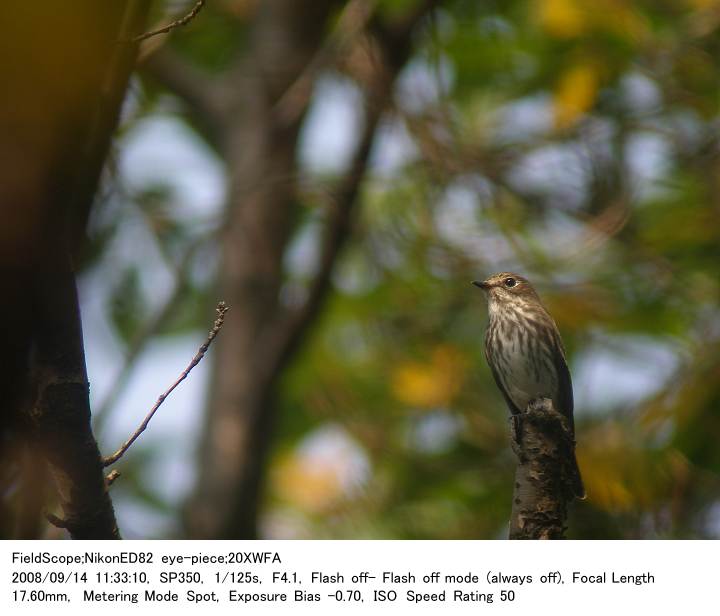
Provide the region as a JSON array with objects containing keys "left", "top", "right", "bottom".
[
  {"left": 1, "top": 0, "right": 152, "bottom": 538},
  {"left": 184, "top": 0, "right": 341, "bottom": 540},
  {"left": 509, "top": 399, "right": 577, "bottom": 540},
  {"left": 29, "top": 273, "right": 120, "bottom": 539}
]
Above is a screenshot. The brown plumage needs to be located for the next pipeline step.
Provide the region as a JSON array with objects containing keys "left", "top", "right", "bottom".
[{"left": 473, "top": 272, "right": 584, "bottom": 499}]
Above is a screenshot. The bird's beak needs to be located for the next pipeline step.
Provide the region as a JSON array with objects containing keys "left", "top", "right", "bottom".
[{"left": 472, "top": 280, "right": 489, "bottom": 290}]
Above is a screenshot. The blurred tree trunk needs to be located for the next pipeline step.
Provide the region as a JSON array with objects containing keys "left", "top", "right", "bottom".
[
  {"left": 0, "top": 0, "right": 150, "bottom": 538},
  {"left": 183, "top": 0, "right": 338, "bottom": 539},
  {"left": 181, "top": 0, "right": 437, "bottom": 538}
]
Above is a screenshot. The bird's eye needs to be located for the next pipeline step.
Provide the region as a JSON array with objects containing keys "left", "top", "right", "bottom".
[{"left": 504, "top": 277, "right": 517, "bottom": 288}]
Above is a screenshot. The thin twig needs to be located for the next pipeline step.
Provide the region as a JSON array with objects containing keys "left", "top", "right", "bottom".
[
  {"left": 105, "top": 470, "right": 121, "bottom": 487},
  {"left": 45, "top": 512, "right": 69, "bottom": 529},
  {"left": 103, "top": 301, "right": 229, "bottom": 467},
  {"left": 133, "top": 0, "right": 206, "bottom": 42}
]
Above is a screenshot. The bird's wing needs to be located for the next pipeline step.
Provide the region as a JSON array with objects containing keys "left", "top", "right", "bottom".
[
  {"left": 551, "top": 333, "right": 575, "bottom": 433},
  {"left": 486, "top": 359, "right": 523, "bottom": 416}
]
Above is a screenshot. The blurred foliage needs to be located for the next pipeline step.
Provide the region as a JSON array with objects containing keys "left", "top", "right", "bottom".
[{"left": 90, "top": 0, "right": 720, "bottom": 538}]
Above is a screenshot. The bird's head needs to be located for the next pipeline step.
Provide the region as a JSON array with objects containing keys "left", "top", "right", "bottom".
[{"left": 472, "top": 272, "right": 540, "bottom": 305}]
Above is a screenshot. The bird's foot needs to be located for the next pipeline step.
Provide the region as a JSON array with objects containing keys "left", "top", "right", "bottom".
[
  {"left": 527, "top": 397, "right": 553, "bottom": 417},
  {"left": 527, "top": 397, "right": 571, "bottom": 435}
]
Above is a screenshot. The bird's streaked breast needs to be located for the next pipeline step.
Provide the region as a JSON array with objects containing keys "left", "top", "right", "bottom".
[{"left": 485, "top": 302, "right": 560, "bottom": 412}]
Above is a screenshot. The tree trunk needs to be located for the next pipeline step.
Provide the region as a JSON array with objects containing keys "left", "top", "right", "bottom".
[
  {"left": 509, "top": 399, "right": 578, "bottom": 540},
  {"left": 184, "top": 0, "right": 338, "bottom": 539},
  {"left": 0, "top": 0, "right": 150, "bottom": 538},
  {"left": 184, "top": 0, "right": 437, "bottom": 539}
]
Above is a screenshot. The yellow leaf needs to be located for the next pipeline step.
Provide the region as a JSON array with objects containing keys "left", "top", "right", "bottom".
[
  {"left": 273, "top": 452, "right": 343, "bottom": 513},
  {"left": 686, "top": 0, "right": 720, "bottom": 8},
  {"left": 553, "top": 62, "right": 599, "bottom": 129},
  {"left": 391, "top": 346, "right": 466, "bottom": 408},
  {"left": 271, "top": 428, "right": 367, "bottom": 514},
  {"left": 537, "top": 1, "right": 648, "bottom": 41},
  {"left": 537, "top": 0, "right": 586, "bottom": 38}
]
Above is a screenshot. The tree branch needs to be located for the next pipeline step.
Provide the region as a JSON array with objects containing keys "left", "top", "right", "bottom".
[
  {"left": 103, "top": 302, "right": 229, "bottom": 468},
  {"left": 509, "top": 398, "right": 578, "bottom": 540},
  {"left": 265, "top": 1, "right": 443, "bottom": 375},
  {"left": 133, "top": 0, "right": 206, "bottom": 42},
  {"left": 93, "top": 241, "right": 202, "bottom": 429},
  {"left": 265, "top": 104, "right": 382, "bottom": 376},
  {"left": 2, "top": 1, "right": 152, "bottom": 539},
  {"left": 29, "top": 273, "right": 120, "bottom": 539},
  {"left": 370, "top": 0, "right": 443, "bottom": 67},
  {"left": 66, "top": 0, "right": 152, "bottom": 256},
  {"left": 274, "top": 0, "right": 378, "bottom": 127},
  {"left": 105, "top": 470, "right": 121, "bottom": 487}
]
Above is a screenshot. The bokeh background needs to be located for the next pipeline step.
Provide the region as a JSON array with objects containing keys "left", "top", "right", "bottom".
[{"left": 80, "top": 0, "right": 720, "bottom": 538}]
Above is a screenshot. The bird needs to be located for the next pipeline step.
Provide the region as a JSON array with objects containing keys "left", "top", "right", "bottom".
[{"left": 473, "top": 272, "right": 585, "bottom": 499}]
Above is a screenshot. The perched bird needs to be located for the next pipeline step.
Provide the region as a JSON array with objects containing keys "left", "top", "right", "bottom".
[{"left": 473, "top": 272, "right": 584, "bottom": 499}]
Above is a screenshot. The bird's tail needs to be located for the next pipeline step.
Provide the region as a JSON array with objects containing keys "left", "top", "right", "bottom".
[{"left": 569, "top": 451, "right": 586, "bottom": 500}]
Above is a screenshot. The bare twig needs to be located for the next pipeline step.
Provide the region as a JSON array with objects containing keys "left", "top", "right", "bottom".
[
  {"left": 103, "top": 301, "right": 229, "bottom": 467},
  {"left": 133, "top": 0, "right": 206, "bottom": 42},
  {"left": 105, "top": 470, "right": 121, "bottom": 487},
  {"left": 45, "top": 512, "right": 69, "bottom": 529}
]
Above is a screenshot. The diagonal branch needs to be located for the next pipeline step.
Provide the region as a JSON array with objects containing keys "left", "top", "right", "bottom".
[
  {"left": 133, "top": 0, "right": 206, "bottom": 42},
  {"left": 93, "top": 241, "right": 202, "bottom": 430},
  {"left": 274, "top": 0, "right": 378, "bottom": 127},
  {"left": 265, "top": 102, "right": 382, "bottom": 376},
  {"left": 263, "top": 2, "right": 443, "bottom": 376},
  {"left": 103, "top": 302, "right": 229, "bottom": 468}
]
